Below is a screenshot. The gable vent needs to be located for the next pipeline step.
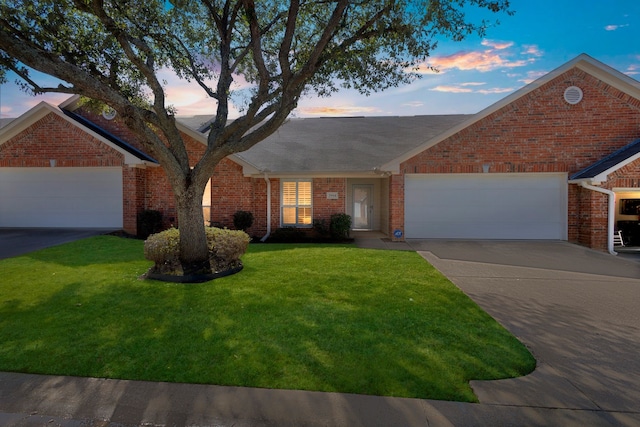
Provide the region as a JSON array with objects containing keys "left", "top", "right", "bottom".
[{"left": 564, "top": 86, "right": 583, "bottom": 105}]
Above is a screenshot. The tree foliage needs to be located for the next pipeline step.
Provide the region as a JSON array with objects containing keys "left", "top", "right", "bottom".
[{"left": 0, "top": 0, "right": 511, "bottom": 274}]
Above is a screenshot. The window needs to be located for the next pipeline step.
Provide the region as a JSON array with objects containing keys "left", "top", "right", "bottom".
[
  {"left": 281, "top": 179, "right": 312, "bottom": 226},
  {"left": 202, "top": 178, "right": 212, "bottom": 226}
]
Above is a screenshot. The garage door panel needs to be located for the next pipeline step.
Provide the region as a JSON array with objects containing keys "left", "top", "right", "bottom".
[
  {"left": 0, "top": 167, "right": 123, "bottom": 228},
  {"left": 405, "top": 174, "right": 567, "bottom": 240}
]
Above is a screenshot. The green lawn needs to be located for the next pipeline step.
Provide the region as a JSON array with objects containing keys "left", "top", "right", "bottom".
[{"left": 0, "top": 236, "right": 535, "bottom": 402}]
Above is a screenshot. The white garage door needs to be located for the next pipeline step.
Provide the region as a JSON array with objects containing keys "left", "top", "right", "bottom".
[
  {"left": 405, "top": 173, "right": 567, "bottom": 239},
  {"left": 0, "top": 167, "right": 123, "bottom": 228}
]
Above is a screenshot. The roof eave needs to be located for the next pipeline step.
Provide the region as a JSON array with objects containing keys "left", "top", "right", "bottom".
[
  {"left": 0, "top": 101, "right": 150, "bottom": 165},
  {"left": 247, "top": 170, "right": 386, "bottom": 179}
]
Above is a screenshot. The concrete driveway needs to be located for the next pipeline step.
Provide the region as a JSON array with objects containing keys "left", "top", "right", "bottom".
[
  {"left": 410, "top": 240, "right": 640, "bottom": 422},
  {"left": 0, "top": 228, "right": 116, "bottom": 260}
]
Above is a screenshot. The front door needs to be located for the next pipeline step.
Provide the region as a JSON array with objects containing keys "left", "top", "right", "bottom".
[{"left": 352, "top": 184, "right": 373, "bottom": 230}]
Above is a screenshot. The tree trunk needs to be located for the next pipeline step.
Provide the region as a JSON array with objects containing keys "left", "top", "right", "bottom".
[{"left": 175, "top": 188, "right": 211, "bottom": 275}]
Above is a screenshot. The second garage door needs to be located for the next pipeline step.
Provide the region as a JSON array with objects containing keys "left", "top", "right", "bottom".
[
  {"left": 0, "top": 167, "right": 123, "bottom": 228},
  {"left": 405, "top": 173, "right": 567, "bottom": 239}
]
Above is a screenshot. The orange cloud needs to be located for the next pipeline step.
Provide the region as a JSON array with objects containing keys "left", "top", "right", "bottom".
[
  {"left": 420, "top": 50, "right": 533, "bottom": 73},
  {"left": 298, "top": 106, "right": 381, "bottom": 116}
]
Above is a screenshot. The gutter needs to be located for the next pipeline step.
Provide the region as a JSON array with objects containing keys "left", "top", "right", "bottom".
[
  {"left": 579, "top": 181, "right": 617, "bottom": 255},
  {"left": 260, "top": 172, "right": 272, "bottom": 242}
]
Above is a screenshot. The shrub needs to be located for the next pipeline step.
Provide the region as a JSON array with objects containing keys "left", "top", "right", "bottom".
[
  {"left": 233, "top": 210, "right": 254, "bottom": 231},
  {"left": 330, "top": 213, "right": 352, "bottom": 240},
  {"left": 144, "top": 227, "right": 250, "bottom": 275},
  {"left": 206, "top": 227, "right": 250, "bottom": 270},
  {"left": 143, "top": 227, "right": 180, "bottom": 269},
  {"left": 312, "top": 219, "right": 330, "bottom": 237},
  {"left": 137, "top": 209, "right": 163, "bottom": 239}
]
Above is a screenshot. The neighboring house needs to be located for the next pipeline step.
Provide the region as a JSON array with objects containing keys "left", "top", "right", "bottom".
[{"left": 1, "top": 53, "right": 640, "bottom": 253}]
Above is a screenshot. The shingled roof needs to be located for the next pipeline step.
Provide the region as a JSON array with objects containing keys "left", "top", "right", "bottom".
[
  {"left": 178, "top": 115, "right": 470, "bottom": 174},
  {"left": 571, "top": 138, "right": 640, "bottom": 181}
]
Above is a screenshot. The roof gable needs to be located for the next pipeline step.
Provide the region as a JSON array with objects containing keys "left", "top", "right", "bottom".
[
  {"left": 382, "top": 54, "right": 640, "bottom": 173},
  {"left": 570, "top": 139, "right": 640, "bottom": 183},
  {"left": 61, "top": 109, "right": 157, "bottom": 164},
  {"left": 0, "top": 101, "right": 154, "bottom": 165}
]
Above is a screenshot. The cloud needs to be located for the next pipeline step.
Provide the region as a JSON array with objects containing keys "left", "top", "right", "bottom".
[
  {"left": 522, "top": 45, "right": 543, "bottom": 57},
  {"left": 412, "top": 39, "right": 543, "bottom": 75},
  {"left": 481, "top": 39, "right": 514, "bottom": 50},
  {"left": 605, "top": 24, "right": 629, "bottom": 31},
  {"left": 429, "top": 81, "right": 513, "bottom": 95},
  {"left": 477, "top": 87, "right": 515, "bottom": 94},
  {"left": 0, "top": 90, "right": 70, "bottom": 118},
  {"left": 402, "top": 101, "right": 424, "bottom": 107},
  {"left": 419, "top": 49, "right": 533, "bottom": 74},
  {"left": 297, "top": 105, "right": 381, "bottom": 116},
  {"left": 626, "top": 64, "right": 640, "bottom": 76},
  {"left": 430, "top": 85, "right": 474, "bottom": 93},
  {"left": 518, "top": 70, "right": 548, "bottom": 84}
]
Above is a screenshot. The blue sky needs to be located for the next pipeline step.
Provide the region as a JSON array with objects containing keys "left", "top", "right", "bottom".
[{"left": 1, "top": 0, "right": 639, "bottom": 119}]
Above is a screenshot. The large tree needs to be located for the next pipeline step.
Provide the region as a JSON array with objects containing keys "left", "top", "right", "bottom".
[{"left": 0, "top": 0, "right": 511, "bottom": 274}]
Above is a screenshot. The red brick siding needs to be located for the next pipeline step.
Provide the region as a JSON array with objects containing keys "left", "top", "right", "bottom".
[
  {"left": 392, "top": 67, "right": 640, "bottom": 248},
  {"left": 575, "top": 186, "right": 609, "bottom": 249},
  {"left": 123, "top": 166, "right": 147, "bottom": 235},
  {"left": 0, "top": 113, "right": 124, "bottom": 167},
  {"left": 388, "top": 174, "right": 404, "bottom": 238},
  {"left": 604, "top": 160, "right": 640, "bottom": 189},
  {"left": 313, "top": 178, "right": 347, "bottom": 222},
  {"left": 209, "top": 158, "right": 259, "bottom": 232}
]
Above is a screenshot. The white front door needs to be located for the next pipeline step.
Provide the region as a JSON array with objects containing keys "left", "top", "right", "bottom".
[{"left": 352, "top": 184, "right": 373, "bottom": 230}]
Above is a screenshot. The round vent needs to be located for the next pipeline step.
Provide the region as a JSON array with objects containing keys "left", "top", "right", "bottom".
[
  {"left": 102, "top": 106, "right": 117, "bottom": 120},
  {"left": 564, "top": 86, "right": 583, "bottom": 105}
]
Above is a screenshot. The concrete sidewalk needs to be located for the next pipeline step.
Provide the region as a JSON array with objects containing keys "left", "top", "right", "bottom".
[{"left": 1, "top": 239, "right": 640, "bottom": 426}]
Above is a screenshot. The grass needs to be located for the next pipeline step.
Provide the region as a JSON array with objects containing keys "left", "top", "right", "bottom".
[{"left": 0, "top": 236, "right": 535, "bottom": 402}]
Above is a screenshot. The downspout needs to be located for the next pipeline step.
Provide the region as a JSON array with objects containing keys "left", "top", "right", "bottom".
[
  {"left": 260, "top": 172, "right": 271, "bottom": 242},
  {"left": 579, "top": 182, "right": 616, "bottom": 255}
]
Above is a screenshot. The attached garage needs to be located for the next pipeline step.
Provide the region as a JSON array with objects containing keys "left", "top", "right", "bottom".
[
  {"left": 405, "top": 173, "right": 568, "bottom": 240},
  {"left": 0, "top": 167, "right": 123, "bottom": 228}
]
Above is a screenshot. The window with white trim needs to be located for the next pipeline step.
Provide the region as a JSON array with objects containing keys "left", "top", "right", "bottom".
[{"left": 281, "top": 179, "right": 312, "bottom": 226}]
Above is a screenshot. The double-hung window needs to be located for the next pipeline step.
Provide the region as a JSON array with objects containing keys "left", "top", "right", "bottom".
[{"left": 281, "top": 179, "right": 312, "bottom": 226}]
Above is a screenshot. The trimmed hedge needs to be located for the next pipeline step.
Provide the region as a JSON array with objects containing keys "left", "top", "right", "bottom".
[{"left": 144, "top": 227, "right": 250, "bottom": 275}]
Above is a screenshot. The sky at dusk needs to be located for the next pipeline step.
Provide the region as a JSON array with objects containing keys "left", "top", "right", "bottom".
[{"left": 1, "top": 0, "right": 639, "bottom": 119}]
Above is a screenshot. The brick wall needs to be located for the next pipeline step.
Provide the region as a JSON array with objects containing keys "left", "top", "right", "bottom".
[
  {"left": 313, "top": 178, "right": 347, "bottom": 222},
  {"left": 209, "top": 158, "right": 258, "bottom": 232},
  {"left": 0, "top": 112, "right": 124, "bottom": 167},
  {"left": 391, "top": 67, "right": 640, "bottom": 248},
  {"left": 605, "top": 160, "right": 640, "bottom": 189},
  {"left": 575, "top": 186, "right": 609, "bottom": 249},
  {"left": 123, "top": 165, "right": 147, "bottom": 235}
]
